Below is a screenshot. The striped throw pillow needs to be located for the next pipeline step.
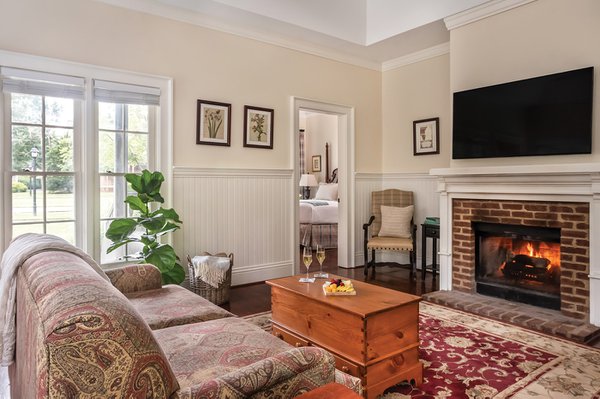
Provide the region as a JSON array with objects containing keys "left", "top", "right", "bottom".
[{"left": 378, "top": 205, "right": 414, "bottom": 238}]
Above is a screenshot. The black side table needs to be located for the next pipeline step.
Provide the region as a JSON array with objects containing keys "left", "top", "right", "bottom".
[{"left": 421, "top": 223, "right": 440, "bottom": 278}]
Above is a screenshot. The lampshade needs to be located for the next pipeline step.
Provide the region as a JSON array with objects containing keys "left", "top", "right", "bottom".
[{"left": 299, "top": 174, "right": 318, "bottom": 187}]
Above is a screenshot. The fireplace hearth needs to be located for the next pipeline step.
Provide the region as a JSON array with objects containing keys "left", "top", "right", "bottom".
[{"left": 474, "top": 222, "right": 561, "bottom": 310}]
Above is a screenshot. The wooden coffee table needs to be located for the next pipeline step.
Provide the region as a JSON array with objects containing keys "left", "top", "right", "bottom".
[{"left": 267, "top": 275, "right": 422, "bottom": 399}]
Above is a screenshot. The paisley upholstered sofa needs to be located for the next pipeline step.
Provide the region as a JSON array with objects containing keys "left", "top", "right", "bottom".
[{"left": 8, "top": 246, "right": 338, "bottom": 398}]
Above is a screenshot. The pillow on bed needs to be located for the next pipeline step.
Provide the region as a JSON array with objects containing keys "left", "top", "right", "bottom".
[
  {"left": 314, "top": 183, "right": 338, "bottom": 201},
  {"left": 378, "top": 205, "right": 414, "bottom": 238}
]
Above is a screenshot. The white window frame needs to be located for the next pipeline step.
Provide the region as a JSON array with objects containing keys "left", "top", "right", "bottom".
[
  {"left": 0, "top": 50, "right": 173, "bottom": 262},
  {"left": 3, "top": 92, "right": 82, "bottom": 242},
  {"left": 97, "top": 101, "right": 157, "bottom": 266}
]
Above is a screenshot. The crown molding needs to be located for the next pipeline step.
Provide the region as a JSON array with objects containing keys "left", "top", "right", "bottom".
[
  {"left": 381, "top": 42, "right": 449, "bottom": 72},
  {"left": 93, "top": 0, "right": 381, "bottom": 71},
  {"left": 444, "top": 0, "right": 536, "bottom": 31}
]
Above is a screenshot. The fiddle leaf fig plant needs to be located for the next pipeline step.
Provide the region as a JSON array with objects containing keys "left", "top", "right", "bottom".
[{"left": 105, "top": 170, "right": 185, "bottom": 285}]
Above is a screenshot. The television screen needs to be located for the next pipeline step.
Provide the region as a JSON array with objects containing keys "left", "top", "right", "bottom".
[{"left": 452, "top": 67, "right": 594, "bottom": 159}]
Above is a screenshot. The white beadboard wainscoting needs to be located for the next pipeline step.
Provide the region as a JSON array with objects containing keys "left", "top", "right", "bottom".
[
  {"left": 354, "top": 173, "right": 439, "bottom": 268},
  {"left": 172, "top": 167, "right": 294, "bottom": 285},
  {"left": 172, "top": 168, "right": 440, "bottom": 285}
]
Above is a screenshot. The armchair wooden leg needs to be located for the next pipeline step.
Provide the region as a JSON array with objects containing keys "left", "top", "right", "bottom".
[
  {"left": 370, "top": 249, "right": 376, "bottom": 276},
  {"left": 363, "top": 243, "right": 369, "bottom": 276},
  {"left": 410, "top": 250, "right": 417, "bottom": 281}
]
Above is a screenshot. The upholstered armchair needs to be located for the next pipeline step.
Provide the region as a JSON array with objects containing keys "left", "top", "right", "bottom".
[{"left": 363, "top": 189, "right": 417, "bottom": 278}]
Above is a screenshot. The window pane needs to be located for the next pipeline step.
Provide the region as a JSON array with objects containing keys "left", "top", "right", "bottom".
[
  {"left": 100, "top": 220, "right": 126, "bottom": 264},
  {"left": 127, "top": 104, "right": 148, "bottom": 132},
  {"left": 46, "top": 222, "right": 75, "bottom": 244},
  {"left": 127, "top": 226, "right": 145, "bottom": 256},
  {"left": 128, "top": 133, "right": 148, "bottom": 173},
  {"left": 45, "top": 97, "right": 74, "bottom": 127},
  {"left": 12, "top": 126, "right": 42, "bottom": 172},
  {"left": 46, "top": 176, "right": 75, "bottom": 220},
  {"left": 99, "top": 131, "right": 125, "bottom": 173},
  {"left": 11, "top": 93, "right": 42, "bottom": 124},
  {"left": 126, "top": 184, "right": 139, "bottom": 217},
  {"left": 46, "top": 128, "right": 74, "bottom": 172},
  {"left": 100, "top": 175, "right": 126, "bottom": 219},
  {"left": 13, "top": 223, "right": 44, "bottom": 238},
  {"left": 12, "top": 175, "right": 44, "bottom": 223},
  {"left": 98, "top": 102, "right": 123, "bottom": 131}
]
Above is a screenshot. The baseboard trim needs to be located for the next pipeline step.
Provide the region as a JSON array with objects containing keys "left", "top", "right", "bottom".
[{"left": 231, "top": 261, "right": 293, "bottom": 285}]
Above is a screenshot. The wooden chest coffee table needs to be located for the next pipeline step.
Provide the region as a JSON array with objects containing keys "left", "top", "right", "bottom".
[{"left": 267, "top": 275, "right": 422, "bottom": 399}]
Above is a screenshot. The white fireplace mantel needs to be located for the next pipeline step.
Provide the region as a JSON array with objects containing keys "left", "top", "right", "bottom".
[{"left": 431, "top": 162, "right": 600, "bottom": 326}]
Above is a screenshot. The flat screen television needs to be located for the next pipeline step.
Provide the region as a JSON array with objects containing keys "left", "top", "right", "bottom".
[{"left": 452, "top": 67, "right": 594, "bottom": 159}]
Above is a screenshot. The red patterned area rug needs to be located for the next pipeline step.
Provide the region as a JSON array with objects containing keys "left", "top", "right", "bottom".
[
  {"left": 384, "top": 302, "right": 600, "bottom": 398},
  {"left": 243, "top": 303, "right": 600, "bottom": 398}
]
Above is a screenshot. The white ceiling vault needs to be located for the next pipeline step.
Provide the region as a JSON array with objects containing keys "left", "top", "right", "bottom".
[
  {"left": 208, "top": 0, "right": 489, "bottom": 46},
  {"left": 94, "top": 0, "right": 500, "bottom": 69}
]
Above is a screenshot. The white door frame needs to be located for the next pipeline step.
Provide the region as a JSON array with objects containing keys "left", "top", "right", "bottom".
[{"left": 291, "top": 97, "right": 355, "bottom": 269}]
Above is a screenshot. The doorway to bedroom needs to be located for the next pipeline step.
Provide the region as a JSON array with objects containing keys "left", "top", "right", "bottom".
[
  {"left": 298, "top": 110, "right": 339, "bottom": 272},
  {"left": 292, "top": 97, "right": 355, "bottom": 272}
]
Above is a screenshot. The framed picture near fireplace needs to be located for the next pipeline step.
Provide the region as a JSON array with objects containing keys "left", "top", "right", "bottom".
[{"left": 413, "top": 117, "right": 439, "bottom": 155}]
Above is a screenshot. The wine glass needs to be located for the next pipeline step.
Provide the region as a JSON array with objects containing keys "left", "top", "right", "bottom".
[
  {"left": 300, "top": 246, "right": 315, "bottom": 283},
  {"left": 314, "top": 244, "right": 328, "bottom": 278}
]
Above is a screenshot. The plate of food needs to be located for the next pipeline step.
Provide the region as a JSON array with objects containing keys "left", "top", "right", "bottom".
[{"left": 323, "top": 279, "right": 356, "bottom": 295}]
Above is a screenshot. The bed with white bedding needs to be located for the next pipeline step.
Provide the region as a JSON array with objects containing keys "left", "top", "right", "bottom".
[
  {"left": 299, "top": 199, "right": 338, "bottom": 249},
  {"left": 299, "top": 200, "right": 338, "bottom": 224}
]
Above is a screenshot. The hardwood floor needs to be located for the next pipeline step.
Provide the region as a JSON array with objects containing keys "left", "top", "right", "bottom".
[{"left": 222, "top": 249, "right": 440, "bottom": 316}]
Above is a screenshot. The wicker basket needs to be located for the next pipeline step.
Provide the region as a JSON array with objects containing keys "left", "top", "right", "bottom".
[{"left": 187, "top": 252, "right": 233, "bottom": 305}]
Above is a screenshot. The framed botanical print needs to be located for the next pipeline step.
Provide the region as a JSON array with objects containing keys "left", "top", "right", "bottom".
[
  {"left": 413, "top": 117, "right": 439, "bottom": 155},
  {"left": 244, "top": 105, "right": 274, "bottom": 149},
  {"left": 197, "top": 99, "right": 231, "bottom": 146}
]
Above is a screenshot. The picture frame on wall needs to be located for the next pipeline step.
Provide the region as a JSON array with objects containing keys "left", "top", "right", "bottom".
[
  {"left": 196, "top": 99, "right": 231, "bottom": 146},
  {"left": 312, "top": 155, "right": 321, "bottom": 172},
  {"left": 413, "top": 117, "right": 440, "bottom": 155},
  {"left": 244, "top": 105, "right": 274, "bottom": 149}
]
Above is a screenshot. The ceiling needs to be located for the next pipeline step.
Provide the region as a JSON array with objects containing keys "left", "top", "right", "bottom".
[{"left": 96, "top": 0, "right": 492, "bottom": 69}]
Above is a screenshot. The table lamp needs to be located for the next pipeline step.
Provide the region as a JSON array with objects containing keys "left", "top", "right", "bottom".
[{"left": 299, "top": 173, "right": 318, "bottom": 199}]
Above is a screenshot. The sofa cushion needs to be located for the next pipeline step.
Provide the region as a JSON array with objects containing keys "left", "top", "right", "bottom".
[
  {"left": 154, "top": 317, "right": 293, "bottom": 387},
  {"left": 106, "top": 263, "right": 162, "bottom": 293},
  {"left": 21, "top": 251, "right": 179, "bottom": 398},
  {"left": 126, "top": 284, "right": 234, "bottom": 329}
]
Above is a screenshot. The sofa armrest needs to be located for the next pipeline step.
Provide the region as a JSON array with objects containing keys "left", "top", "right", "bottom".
[
  {"left": 105, "top": 263, "right": 162, "bottom": 293},
  {"left": 177, "top": 347, "right": 335, "bottom": 398}
]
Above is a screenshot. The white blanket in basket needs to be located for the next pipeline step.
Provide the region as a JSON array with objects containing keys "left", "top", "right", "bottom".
[{"left": 191, "top": 256, "right": 230, "bottom": 288}]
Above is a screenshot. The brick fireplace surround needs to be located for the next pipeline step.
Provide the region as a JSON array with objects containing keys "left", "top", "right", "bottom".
[
  {"left": 452, "top": 199, "right": 589, "bottom": 320},
  {"left": 425, "top": 164, "right": 600, "bottom": 344}
]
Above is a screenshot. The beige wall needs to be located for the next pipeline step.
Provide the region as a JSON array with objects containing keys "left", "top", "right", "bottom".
[
  {"left": 0, "top": 0, "right": 382, "bottom": 172},
  {"left": 381, "top": 54, "right": 451, "bottom": 172},
  {"left": 450, "top": 0, "right": 600, "bottom": 167},
  {"left": 2, "top": 0, "right": 598, "bottom": 175},
  {"left": 303, "top": 112, "right": 338, "bottom": 183}
]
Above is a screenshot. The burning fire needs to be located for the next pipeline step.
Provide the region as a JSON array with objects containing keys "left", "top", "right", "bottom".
[
  {"left": 522, "top": 241, "right": 560, "bottom": 270},
  {"left": 496, "top": 238, "right": 561, "bottom": 277},
  {"left": 525, "top": 242, "right": 553, "bottom": 271}
]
